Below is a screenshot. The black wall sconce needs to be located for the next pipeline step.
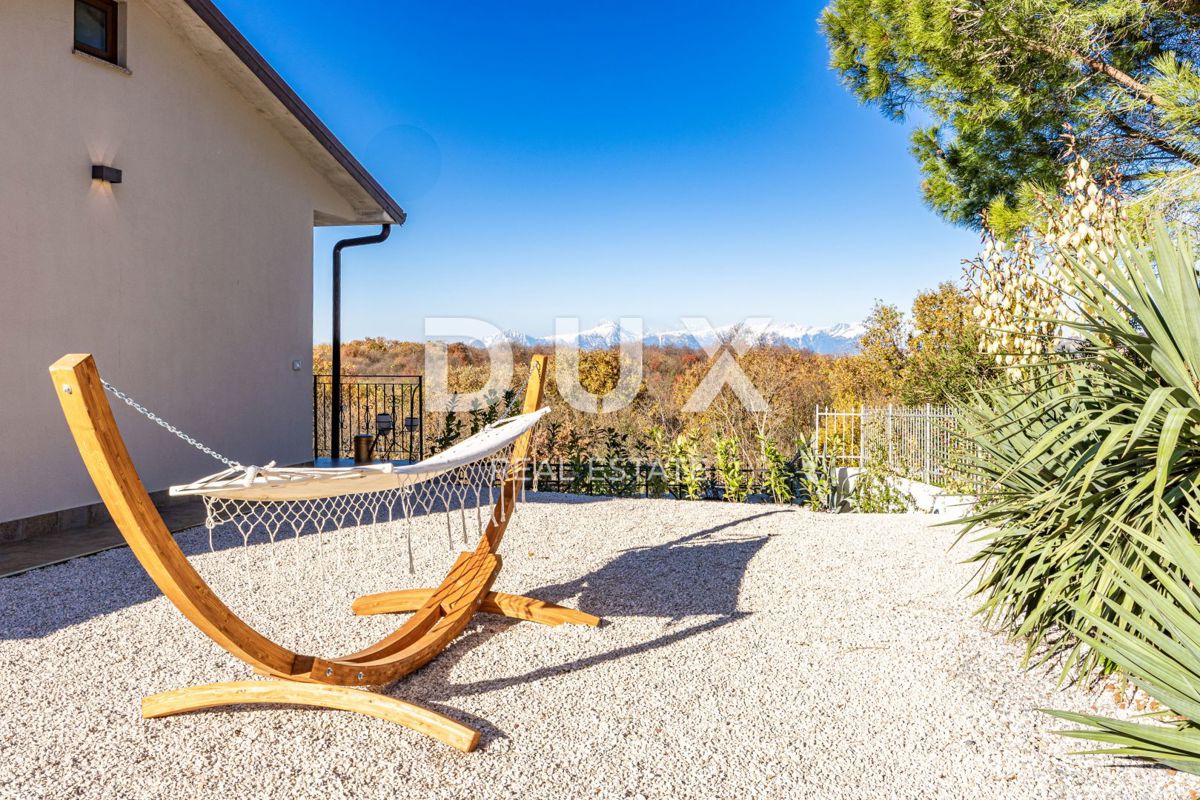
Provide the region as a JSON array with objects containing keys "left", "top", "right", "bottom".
[{"left": 92, "top": 164, "right": 122, "bottom": 184}]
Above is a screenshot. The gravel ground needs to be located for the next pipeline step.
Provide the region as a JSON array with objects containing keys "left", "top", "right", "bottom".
[{"left": 1, "top": 495, "right": 1196, "bottom": 799}]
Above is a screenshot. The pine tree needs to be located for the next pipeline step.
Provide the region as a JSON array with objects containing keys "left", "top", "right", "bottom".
[{"left": 822, "top": 0, "right": 1200, "bottom": 229}]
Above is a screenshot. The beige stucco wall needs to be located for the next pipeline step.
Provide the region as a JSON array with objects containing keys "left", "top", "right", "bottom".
[{"left": 0, "top": 0, "right": 361, "bottom": 522}]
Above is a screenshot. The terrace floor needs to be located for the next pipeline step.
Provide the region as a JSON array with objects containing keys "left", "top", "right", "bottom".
[
  {"left": 0, "top": 497, "right": 1193, "bottom": 799},
  {"left": 0, "top": 497, "right": 205, "bottom": 579}
]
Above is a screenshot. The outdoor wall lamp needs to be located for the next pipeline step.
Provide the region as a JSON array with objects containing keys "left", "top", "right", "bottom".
[{"left": 91, "top": 164, "right": 122, "bottom": 184}]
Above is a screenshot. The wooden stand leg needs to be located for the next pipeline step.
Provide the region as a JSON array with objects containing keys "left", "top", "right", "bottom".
[
  {"left": 142, "top": 680, "right": 480, "bottom": 752},
  {"left": 483, "top": 592, "right": 601, "bottom": 627},
  {"left": 353, "top": 589, "right": 601, "bottom": 628}
]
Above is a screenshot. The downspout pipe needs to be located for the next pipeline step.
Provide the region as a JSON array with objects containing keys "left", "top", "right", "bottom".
[{"left": 331, "top": 224, "right": 392, "bottom": 459}]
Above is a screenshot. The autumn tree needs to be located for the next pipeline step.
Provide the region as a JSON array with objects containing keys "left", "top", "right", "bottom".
[
  {"left": 674, "top": 346, "right": 832, "bottom": 464},
  {"left": 827, "top": 290, "right": 995, "bottom": 407},
  {"left": 900, "top": 282, "right": 996, "bottom": 404},
  {"left": 827, "top": 301, "right": 907, "bottom": 406}
]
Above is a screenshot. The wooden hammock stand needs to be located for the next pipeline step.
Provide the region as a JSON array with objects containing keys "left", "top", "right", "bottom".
[{"left": 50, "top": 353, "right": 598, "bottom": 752}]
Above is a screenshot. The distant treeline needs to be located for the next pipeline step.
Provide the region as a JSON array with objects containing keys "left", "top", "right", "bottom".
[
  {"left": 315, "top": 337, "right": 828, "bottom": 470},
  {"left": 314, "top": 282, "right": 989, "bottom": 471}
]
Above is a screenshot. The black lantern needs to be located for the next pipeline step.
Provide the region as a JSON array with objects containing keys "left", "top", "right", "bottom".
[{"left": 375, "top": 413, "right": 394, "bottom": 436}]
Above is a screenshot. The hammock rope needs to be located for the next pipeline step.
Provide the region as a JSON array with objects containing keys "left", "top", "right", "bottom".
[{"left": 198, "top": 446, "right": 519, "bottom": 574}]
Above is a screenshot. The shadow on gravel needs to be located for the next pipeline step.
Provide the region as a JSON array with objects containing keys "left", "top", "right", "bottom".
[
  {"left": 1, "top": 501, "right": 781, "bottom": 750},
  {"left": 0, "top": 517, "right": 320, "bottom": 639},
  {"left": 527, "top": 509, "right": 783, "bottom": 620},
  {"left": 0, "top": 491, "right": 614, "bottom": 639},
  {"left": 397, "top": 510, "right": 782, "bottom": 746}
]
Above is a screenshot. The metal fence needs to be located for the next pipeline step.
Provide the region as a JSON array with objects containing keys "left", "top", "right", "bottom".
[
  {"left": 814, "top": 404, "right": 968, "bottom": 489},
  {"left": 313, "top": 375, "right": 423, "bottom": 462}
]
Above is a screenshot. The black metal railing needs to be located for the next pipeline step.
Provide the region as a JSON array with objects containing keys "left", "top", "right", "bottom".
[{"left": 313, "top": 375, "right": 423, "bottom": 462}]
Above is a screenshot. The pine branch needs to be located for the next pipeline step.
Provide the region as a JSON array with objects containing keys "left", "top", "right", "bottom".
[{"left": 1106, "top": 112, "right": 1200, "bottom": 167}]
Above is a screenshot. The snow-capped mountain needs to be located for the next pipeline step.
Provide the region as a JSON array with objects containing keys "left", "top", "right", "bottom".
[
  {"left": 542, "top": 320, "right": 644, "bottom": 349},
  {"left": 480, "top": 328, "right": 541, "bottom": 348},
  {"left": 646, "top": 321, "right": 864, "bottom": 355},
  {"left": 478, "top": 320, "right": 863, "bottom": 355},
  {"left": 482, "top": 320, "right": 639, "bottom": 350}
]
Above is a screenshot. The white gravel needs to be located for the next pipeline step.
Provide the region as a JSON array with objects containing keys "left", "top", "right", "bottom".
[{"left": 1, "top": 496, "right": 1196, "bottom": 799}]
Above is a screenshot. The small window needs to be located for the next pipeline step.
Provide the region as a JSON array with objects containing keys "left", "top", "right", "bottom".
[{"left": 74, "top": 0, "right": 118, "bottom": 64}]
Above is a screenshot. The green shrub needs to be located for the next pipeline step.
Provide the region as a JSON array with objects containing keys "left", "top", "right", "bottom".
[
  {"left": 758, "top": 434, "right": 794, "bottom": 504},
  {"left": 565, "top": 430, "right": 592, "bottom": 494},
  {"left": 429, "top": 407, "right": 464, "bottom": 454},
  {"left": 643, "top": 426, "right": 672, "bottom": 498},
  {"left": 595, "top": 427, "right": 639, "bottom": 497},
  {"left": 467, "top": 389, "right": 514, "bottom": 433},
  {"left": 792, "top": 432, "right": 840, "bottom": 511},
  {"left": 668, "top": 434, "right": 705, "bottom": 500},
  {"left": 715, "top": 436, "right": 747, "bottom": 502},
  {"left": 852, "top": 462, "right": 913, "bottom": 513},
  {"left": 958, "top": 218, "right": 1200, "bottom": 677}
]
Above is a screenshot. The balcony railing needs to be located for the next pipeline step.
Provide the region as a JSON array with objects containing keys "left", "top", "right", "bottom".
[{"left": 313, "top": 374, "right": 423, "bottom": 462}]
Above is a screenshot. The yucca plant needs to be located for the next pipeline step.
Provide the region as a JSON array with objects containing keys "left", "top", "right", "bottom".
[
  {"left": 1045, "top": 504, "right": 1200, "bottom": 774},
  {"left": 793, "top": 432, "right": 838, "bottom": 511},
  {"left": 957, "top": 218, "right": 1200, "bottom": 676}
]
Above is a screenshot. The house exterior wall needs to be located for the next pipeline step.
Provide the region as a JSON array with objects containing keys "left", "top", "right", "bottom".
[{"left": 0, "top": 0, "right": 359, "bottom": 523}]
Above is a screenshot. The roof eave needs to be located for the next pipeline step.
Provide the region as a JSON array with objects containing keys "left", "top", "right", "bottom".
[{"left": 180, "top": 0, "right": 406, "bottom": 226}]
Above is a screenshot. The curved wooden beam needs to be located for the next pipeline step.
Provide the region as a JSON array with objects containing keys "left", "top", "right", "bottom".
[
  {"left": 309, "top": 552, "right": 500, "bottom": 685},
  {"left": 301, "top": 355, "right": 546, "bottom": 683},
  {"left": 51, "top": 355, "right": 303, "bottom": 679},
  {"left": 303, "top": 357, "right": 548, "bottom": 685},
  {"left": 51, "top": 353, "right": 556, "bottom": 750},
  {"left": 474, "top": 355, "right": 547, "bottom": 556},
  {"left": 50, "top": 354, "right": 528, "bottom": 687},
  {"left": 142, "top": 681, "right": 480, "bottom": 752}
]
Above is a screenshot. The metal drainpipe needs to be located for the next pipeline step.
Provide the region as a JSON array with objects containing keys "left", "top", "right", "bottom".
[{"left": 331, "top": 224, "right": 391, "bottom": 460}]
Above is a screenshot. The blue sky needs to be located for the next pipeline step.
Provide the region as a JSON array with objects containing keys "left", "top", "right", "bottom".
[{"left": 215, "top": 1, "right": 980, "bottom": 342}]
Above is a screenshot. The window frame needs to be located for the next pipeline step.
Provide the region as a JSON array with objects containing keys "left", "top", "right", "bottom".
[{"left": 74, "top": 0, "right": 119, "bottom": 64}]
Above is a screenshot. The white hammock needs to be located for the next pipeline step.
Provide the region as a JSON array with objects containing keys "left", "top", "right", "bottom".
[
  {"left": 169, "top": 407, "right": 549, "bottom": 501},
  {"left": 164, "top": 407, "right": 549, "bottom": 568},
  {"left": 98, "top": 370, "right": 548, "bottom": 571}
]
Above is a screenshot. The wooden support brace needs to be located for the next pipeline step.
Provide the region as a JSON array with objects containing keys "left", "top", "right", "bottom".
[{"left": 353, "top": 589, "right": 601, "bottom": 628}]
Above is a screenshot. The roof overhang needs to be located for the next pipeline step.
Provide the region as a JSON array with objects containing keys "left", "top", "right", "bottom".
[{"left": 146, "top": 0, "right": 406, "bottom": 227}]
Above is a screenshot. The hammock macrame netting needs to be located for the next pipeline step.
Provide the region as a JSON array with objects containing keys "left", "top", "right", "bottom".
[{"left": 170, "top": 408, "right": 549, "bottom": 572}]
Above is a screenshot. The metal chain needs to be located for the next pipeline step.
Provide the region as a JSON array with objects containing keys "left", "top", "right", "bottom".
[
  {"left": 501, "top": 378, "right": 529, "bottom": 419},
  {"left": 101, "top": 379, "right": 242, "bottom": 468},
  {"left": 501, "top": 361, "right": 539, "bottom": 419}
]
